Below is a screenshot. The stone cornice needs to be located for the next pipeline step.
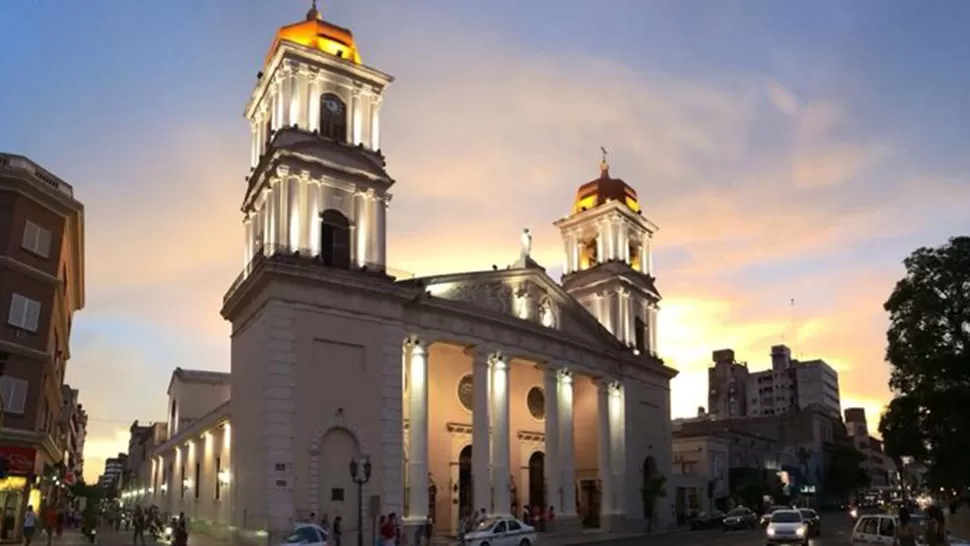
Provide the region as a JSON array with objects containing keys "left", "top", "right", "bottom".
[{"left": 553, "top": 200, "right": 658, "bottom": 235}]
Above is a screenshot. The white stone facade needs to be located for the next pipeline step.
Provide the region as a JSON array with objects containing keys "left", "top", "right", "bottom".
[{"left": 143, "top": 8, "right": 680, "bottom": 543}]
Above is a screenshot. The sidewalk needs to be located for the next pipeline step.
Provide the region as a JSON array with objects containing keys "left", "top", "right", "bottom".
[{"left": 948, "top": 511, "right": 970, "bottom": 539}]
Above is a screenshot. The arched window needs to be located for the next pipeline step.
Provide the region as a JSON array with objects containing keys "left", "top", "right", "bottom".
[
  {"left": 539, "top": 299, "right": 555, "bottom": 328},
  {"left": 320, "top": 209, "right": 351, "bottom": 269},
  {"left": 634, "top": 315, "right": 646, "bottom": 353},
  {"left": 320, "top": 93, "right": 347, "bottom": 142}
]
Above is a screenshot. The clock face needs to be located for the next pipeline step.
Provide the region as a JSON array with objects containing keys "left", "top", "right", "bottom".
[{"left": 324, "top": 97, "right": 343, "bottom": 114}]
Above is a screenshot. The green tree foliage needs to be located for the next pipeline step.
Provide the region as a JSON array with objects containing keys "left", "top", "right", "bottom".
[
  {"left": 879, "top": 236, "right": 970, "bottom": 489},
  {"left": 823, "top": 443, "right": 869, "bottom": 501}
]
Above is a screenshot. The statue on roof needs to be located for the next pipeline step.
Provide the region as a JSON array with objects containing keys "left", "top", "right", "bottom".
[{"left": 520, "top": 228, "right": 532, "bottom": 261}]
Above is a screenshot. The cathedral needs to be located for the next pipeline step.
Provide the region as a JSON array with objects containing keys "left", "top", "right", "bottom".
[{"left": 146, "top": 5, "right": 677, "bottom": 540}]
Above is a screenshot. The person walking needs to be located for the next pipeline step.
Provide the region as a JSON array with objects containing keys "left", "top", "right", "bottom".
[
  {"left": 925, "top": 506, "right": 948, "bottom": 546},
  {"left": 132, "top": 506, "right": 146, "bottom": 546},
  {"left": 332, "top": 516, "right": 342, "bottom": 546},
  {"left": 42, "top": 504, "right": 56, "bottom": 546},
  {"left": 894, "top": 507, "right": 917, "bottom": 546},
  {"left": 22, "top": 506, "right": 36, "bottom": 546}
]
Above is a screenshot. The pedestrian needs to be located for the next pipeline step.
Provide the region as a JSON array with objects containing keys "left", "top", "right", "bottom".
[
  {"left": 42, "top": 504, "right": 56, "bottom": 546},
  {"left": 894, "top": 506, "right": 917, "bottom": 546},
  {"left": 132, "top": 506, "right": 146, "bottom": 546},
  {"left": 375, "top": 516, "right": 386, "bottom": 546},
  {"left": 423, "top": 516, "right": 432, "bottom": 546},
  {"left": 379, "top": 514, "right": 396, "bottom": 546},
  {"left": 925, "top": 506, "right": 947, "bottom": 546},
  {"left": 332, "top": 516, "right": 342, "bottom": 546},
  {"left": 173, "top": 513, "right": 188, "bottom": 546},
  {"left": 23, "top": 505, "right": 36, "bottom": 546}
]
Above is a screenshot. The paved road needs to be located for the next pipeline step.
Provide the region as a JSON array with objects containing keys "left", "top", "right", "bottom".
[{"left": 582, "top": 513, "right": 857, "bottom": 546}]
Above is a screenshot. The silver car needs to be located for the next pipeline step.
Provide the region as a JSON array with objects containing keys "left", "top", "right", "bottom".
[{"left": 764, "top": 509, "right": 809, "bottom": 545}]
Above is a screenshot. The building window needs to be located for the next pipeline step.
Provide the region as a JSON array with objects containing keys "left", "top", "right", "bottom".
[
  {"left": 539, "top": 300, "right": 555, "bottom": 328},
  {"left": 21, "top": 220, "right": 52, "bottom": 258},
  {"left": 0, "top": 375, "right": 28, "bottom": 415},
  {"left": 215, "top": 456, "right": 221, "bottom": 500},
  {"left": 320, "top": 93, "right": 347, "bottom": 142},
  {"left": 195, "top": 461, "right": 201, "bottom": 499},
  {"left": 320, "top": 209, "right": 351, "bottom": 268},
  {"left": 181, "top": 464, "right": 186, "bottom": 499},
  {"left": 526, "top": 386, "right": 545, "bottom": 420},
  {"left": 634, "top": 315, "right": 646, "bottom": 353},
  {"left": 331, "top": 488, "right": 345, "bottom": 501},
  {"left": 7, "top": 294, "right": 41, "bottom": 332}
]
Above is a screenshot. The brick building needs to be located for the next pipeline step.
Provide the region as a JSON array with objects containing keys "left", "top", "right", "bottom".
[{"left": 0, "top": 153, "right": 85, "bottom": 539}]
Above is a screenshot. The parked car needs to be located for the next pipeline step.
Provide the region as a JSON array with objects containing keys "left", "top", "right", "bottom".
[
  {"left": 798, "top": 508, "right": 821, "bottom": 536},
  {"left": 852, "top": 513, "right": 970, "bottom": 546},
  {"left": 849, "top": 503, "right": 882, "bottom": 523},
  {"left": 464, "top": 516, "right": 537, "bottom": 546},
  {"left": 279, "top": 523, "right": 329, "bottom": 546},
  {"left": 689, "top": 510, "right": 725, "bottom": 530},
  {"left": 764, "top": 509, "right": 809, "bottom": 545},
  {"left": 722, "top": 507, "right": 757, "bottom": 530}
]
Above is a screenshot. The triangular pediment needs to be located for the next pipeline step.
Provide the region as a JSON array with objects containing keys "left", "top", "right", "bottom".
[{"left": 400, "top": 262, "right": 627, "bottom": 351}]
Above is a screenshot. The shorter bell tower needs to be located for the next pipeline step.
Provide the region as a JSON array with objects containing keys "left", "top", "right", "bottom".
[{"left": 554, "top": 154, "right": 660, "bottom": 355}]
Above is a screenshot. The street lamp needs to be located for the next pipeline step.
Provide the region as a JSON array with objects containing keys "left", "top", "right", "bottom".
[{"left": 350, "top": 456, "right": 372, "bottom": 546}]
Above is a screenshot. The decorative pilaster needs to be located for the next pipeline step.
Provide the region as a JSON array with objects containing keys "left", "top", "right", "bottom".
[
  {"left": 370, "top": 94, "right": 382, "bottom": 150},
  {"left": 491, "top": 353, "right": 511, "bottom": 516},
  {"left": 595, "top": 379, "right": 614, "bottom": 518},
  {"left": 376, "top": 194, "right": 388, "bottom": 267},
  {"left": 649, "top": 304, "right": 659, "bottom": 355},
  {"left": 405, "top": 337, "right": 429, "bottom": 523},
  {"left": 542, "top": 366, "right": 561, "bottom": 512},
  {"left": 309, "top": 182, "right": 322, "bottom": 257},
  {"left": 353, "top": 190, "right": 367, "bottom": 267},
  {"left": 294, "top": 69, "right": 309, "bottom": 128},
  {"left": 558, "top": 369, "right": 577, "bottom": 517},
  {"left": 609, "top": 382, "right": 626, "bottom": 516},
  {"left": 645, "top": 236, "right": 653, "bottom": 276},
  {"left": 308, "top": 75, "right": 321, "bottom": 133},
  {"left": 351, "top": 86, "right": 363, "bottom": 146},
  {"left": 243, "top": 213, "right": 253, "bottom": 267},
  {"left": 468, "top": 347, "right": 491, "bottom": 516}
]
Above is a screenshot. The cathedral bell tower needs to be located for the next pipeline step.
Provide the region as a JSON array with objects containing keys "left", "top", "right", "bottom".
[
  {"left": 554, "top": 154, "right": 660, "bottom": 355},
  {"left": 239, "top": 2, "right": 394, "bottom": 272}
]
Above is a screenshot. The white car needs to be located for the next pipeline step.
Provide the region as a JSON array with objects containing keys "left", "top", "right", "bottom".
[
  {"left": 764, "top": 509, "right": 809, "bottom": 545},
  {"left": 464, "top": 516, "right": 537, "bottom": 546},
  {"left": 281, "top": 523, "right": 330, "bottom": 546},
  {"left": 851, "top": 513, "right": 970, "bottom": 545}
]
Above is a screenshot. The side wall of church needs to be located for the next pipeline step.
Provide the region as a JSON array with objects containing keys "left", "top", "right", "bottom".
[{"left": 622, "top": 377, "right": 674, "bottom": 531}]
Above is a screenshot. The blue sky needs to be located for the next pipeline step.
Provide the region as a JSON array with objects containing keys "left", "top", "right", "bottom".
[{"left": 1, "top": 1, "right": 968, "bottom": 482}]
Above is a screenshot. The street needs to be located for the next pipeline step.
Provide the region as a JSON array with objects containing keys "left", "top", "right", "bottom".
[{"left": 581, "top": 513, "right": 857, "bottom": 546}]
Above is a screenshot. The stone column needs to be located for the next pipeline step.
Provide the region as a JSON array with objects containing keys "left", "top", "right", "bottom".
[
  {"left": 542, "top": 366, "right": 561, "bottom": 512},
  {"left": 491, "top": 354, "right": 511, "bottom": 516},
  {"left": 353, "top": 190, "right": 366, "bottom": 267},
  {"left": 352, "top": 87, "right": 363, "bottom": 146},
  {"left": 596, "top": 221, "right": 605, "bottom": 262},
  {"left": 595, "top": 379, "right": 614, "bottom": 519},
  {"left": 649, "top": 305, "right": 659, "bottom": 355},
  {"left": 610, "top": 382, "right": 626, "bottom": 516},
  {"left": 376, "top": 195, "right": 388, "bottom": 268},
  {"left": 308, "top": 76, "right": 321, "bottom": 133},
  {"left": 287, "top": 176, "right": 300, "bottom": 251},
  {"left": 645, "top": 236, "right": 653, "bottom": 276},
  {"left": 405, "top": 338, "right": 429, "bottom": 523},
  {"left": 370, "top": 95, "right": 382, "bottom": 150},
  {"left": 309, "top": 182, "right": 321, "bottom": 257},
  {"left": 469, "top": 348, "right": 491, "bottom": 516},
  {"left": 617, "top": 288, "right": 628, "bottom": 345},
  {"left": 559, "top": 370, "right": 577, "bottom": 518},
  {"left": 294, "top": 69, "right": 308, "bottom": 129},
  {"left": 243, "top": 213, "right": 253, "bottom": 268},
  {"left": 249, "top": 121, "right": 258, "bottom": 168}
]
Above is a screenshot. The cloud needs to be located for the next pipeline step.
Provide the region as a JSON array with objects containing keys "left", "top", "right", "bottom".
[{"left": 28, "top": 4, "right": 967, "bottom": 467}]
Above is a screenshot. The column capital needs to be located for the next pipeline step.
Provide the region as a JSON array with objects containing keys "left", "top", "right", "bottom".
[
  {"left": 463, "top": 345, "right": 491, "bottom": 362},
  {"left": 275, "top": 164, "right": 291, "bottom": 178},
  {"left": 299, "top": 170, "right": 312, "bottom": 182}
]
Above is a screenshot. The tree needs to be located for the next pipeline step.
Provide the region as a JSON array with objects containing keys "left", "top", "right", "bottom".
[
  {"left": 823, "top": 443, "right": 869, "bottom": 502},
  {"left": 880, "top": 236, "right": 970, "bottom": 489}
]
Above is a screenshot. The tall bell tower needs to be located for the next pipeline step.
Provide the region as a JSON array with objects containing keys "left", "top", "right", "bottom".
[
  {"left": 239, "top": 1, "right": 394, "bottom": 272},
  {"left": 553, "top": 154, "right": 661, "bottom": 355}
]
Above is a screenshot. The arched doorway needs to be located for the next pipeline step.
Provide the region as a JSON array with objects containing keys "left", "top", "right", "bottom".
[
  {"left": 458, "top": 446, "right": 472, "bottom": 521},
  {"left": 642, "top": 456, "right": 661, "bottom": 530},
  {"left": 320, "top": 209, "right": 351, "bottom": 268},
  {"left": 317, "top": 428, "right": 360, "bottom": 533},
  {"left": 528, "top": 452, "right": 545, "bottom": 510}
]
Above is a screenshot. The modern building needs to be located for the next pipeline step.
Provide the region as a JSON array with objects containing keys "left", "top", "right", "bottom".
[
  {"left": 143, "top": 5, "right": 677, "bottom": 541},
  {"left": 708, "top": 345, "right": 841, "bottom": 419},
  {"left": 0, "top": 153, "right": 85, "bottom": 537},
  {"left": 99, "top": 453, "right": 128, "bottom": 492},
  {"left": 844, "top": 408, "right": 898, "bottom": 490}
]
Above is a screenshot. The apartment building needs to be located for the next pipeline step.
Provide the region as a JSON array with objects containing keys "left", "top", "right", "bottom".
[
  {"left": 708, "top": 344, "right": 841, "bottom": 419},
  {"left": 0, "top": 153, "right": 85, "bottom": 535},
  {"left": 59, "top": 385, "right": 87, "bottom": 478},
  {"left": 125, "top": 421, "right": 167, "bottom": 495},
  {"left": 844, "top": 408, "right": 898, "bottom": 489},
  {"left": 99, "top": 453, "right": 128, "bottom": 492}
]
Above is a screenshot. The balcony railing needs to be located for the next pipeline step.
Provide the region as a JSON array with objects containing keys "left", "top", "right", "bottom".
[{"left": 224, "top": 243, "right": 415, "bottom": 303}]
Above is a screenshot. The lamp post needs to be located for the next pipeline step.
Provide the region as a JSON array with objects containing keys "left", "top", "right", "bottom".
[{"left": 350, "top": 456, "right": 372, "bottom": 546}]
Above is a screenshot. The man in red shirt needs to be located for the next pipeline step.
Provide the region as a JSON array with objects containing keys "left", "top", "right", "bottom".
[{"left": 42, "top": 504, "right": 57, "bottom": 546}]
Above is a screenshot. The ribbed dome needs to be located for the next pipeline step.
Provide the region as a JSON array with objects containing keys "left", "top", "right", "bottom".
[
  {"left": 264, "top": 4, "right": 362, "bottom": 66},
  {"left": 572, "top": 161, "right": 640, "bottom": 214}
]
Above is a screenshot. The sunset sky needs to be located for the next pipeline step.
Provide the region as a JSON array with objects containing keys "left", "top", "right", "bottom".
[{"left": 2, "top": 1, "right": 969, "bottom": 484}]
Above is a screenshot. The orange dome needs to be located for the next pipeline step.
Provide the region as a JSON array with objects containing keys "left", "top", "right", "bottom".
[
  {"left": 264, "top": 7, "right": 362, "bottom": 67},
  {"left": 572, "top": 162, "right": 641, "bottom": 214}
]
